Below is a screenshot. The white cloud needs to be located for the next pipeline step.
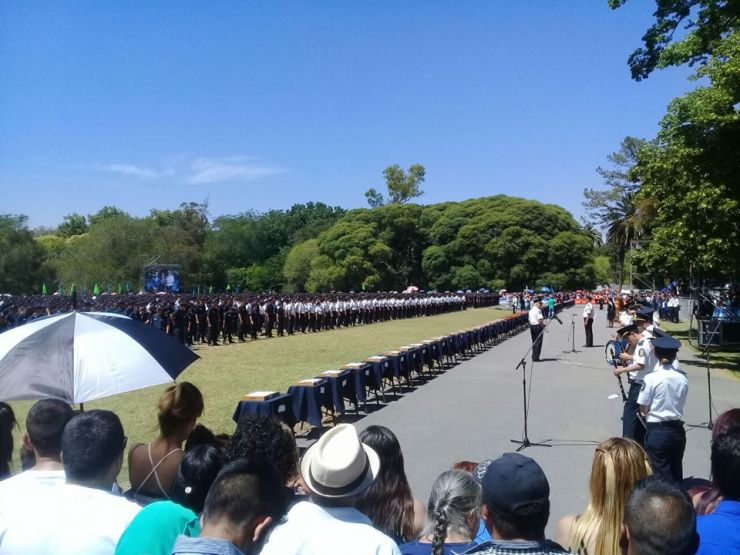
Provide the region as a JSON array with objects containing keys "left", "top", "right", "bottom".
[
  {"left": 185, "top": 156, "right": 286, "bottom": 184},
  {"left": 96, "top": 163, "right": 160, "bottom": 178},
  {"left": 92, "top": 155, "right": 286, "bottom": 184}
]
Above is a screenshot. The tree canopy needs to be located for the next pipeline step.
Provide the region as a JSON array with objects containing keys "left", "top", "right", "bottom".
[
  {"left": 592, "top": 2, "right": 740, "bottom": 286},
  {"left": 287, "top": 195, "right": 595, "bottom": 293},
  {"left": 1, "top": 195, "right": 596, "bottom": 295},
  {"left": 365, "top": 164, "right": 426, "bottom": 207}
]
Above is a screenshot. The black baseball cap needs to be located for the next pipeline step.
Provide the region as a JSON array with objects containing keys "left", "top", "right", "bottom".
[{"left": 480, "top": 453, "right": 550, "bottom": 514}]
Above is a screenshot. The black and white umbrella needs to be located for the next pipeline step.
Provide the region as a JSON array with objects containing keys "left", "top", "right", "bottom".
[{"left": 0, "top": 312, "right": 199, "bottom": 404}]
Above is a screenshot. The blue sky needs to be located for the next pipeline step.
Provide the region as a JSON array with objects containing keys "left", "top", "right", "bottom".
[{"left": 0, "top": 1, "right": 693, "bottom": 228}]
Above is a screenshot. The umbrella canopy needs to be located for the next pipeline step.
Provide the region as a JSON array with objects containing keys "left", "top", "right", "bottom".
[{"left": 0, "top": 312, "right": 199, "bottom": 404}]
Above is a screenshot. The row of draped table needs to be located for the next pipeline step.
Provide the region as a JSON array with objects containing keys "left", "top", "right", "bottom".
[{"left": 231, "top": 313, "right": 531, "bottom": 430}]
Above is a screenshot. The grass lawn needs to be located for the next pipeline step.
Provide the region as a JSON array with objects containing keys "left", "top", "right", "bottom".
[
  {"left": 659, "top": 319, "right": 740, "bottom": 377},
  {"left": 8, "top": 306, "right": 513, "bottom": 486}
]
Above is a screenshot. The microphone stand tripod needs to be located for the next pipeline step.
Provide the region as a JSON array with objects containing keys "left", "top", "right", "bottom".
[
  {"left": 511, "top": 317, "right": 557, "bottom": 452},
  {"left": 686, "top": 289, "right": 722, "bottom": 431},
  {"left": 564, "top": 313, "right": 577, "bottom": 353}
]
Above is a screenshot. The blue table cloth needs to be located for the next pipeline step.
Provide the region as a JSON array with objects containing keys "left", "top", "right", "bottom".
[
  {"left": 232, "top": 393, "right": 295, "bottom": 427},
  {"left": 287, "top": 380, "right": 331, "bottom": 429},
  {"left": 318, "top": 370, "right": 356, "bottom": 415}
]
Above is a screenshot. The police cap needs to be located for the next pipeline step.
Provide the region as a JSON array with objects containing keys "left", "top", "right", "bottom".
[{"left": 652, "top": 335, "right": 681, "bottom": 351}]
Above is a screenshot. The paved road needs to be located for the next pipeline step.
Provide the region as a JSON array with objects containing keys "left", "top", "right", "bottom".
[{"left": 356, "top": 305, "right": 739, "bottom": 535}]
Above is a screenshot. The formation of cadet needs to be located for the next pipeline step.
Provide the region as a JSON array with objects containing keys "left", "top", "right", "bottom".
[{"left": 0, "top": 292, "right": 500, "bottom": 347}]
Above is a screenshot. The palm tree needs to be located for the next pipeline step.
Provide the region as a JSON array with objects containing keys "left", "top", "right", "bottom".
[
  {"left": 605, "top": 192, "right": 649, "bottom": 291},
  {"left": 583, "top": 223, "right": 604, "bottom": 248}
]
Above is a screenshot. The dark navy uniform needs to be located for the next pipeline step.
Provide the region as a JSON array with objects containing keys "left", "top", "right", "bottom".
[{"left": 637, "top": 335, "right": 688, "bottom": 483}]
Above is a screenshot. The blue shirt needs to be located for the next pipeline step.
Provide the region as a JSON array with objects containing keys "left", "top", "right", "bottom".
[
  {"left": 171, "top": 535, "right": 245, "bottom": 555},
  {"left": 400, "top": 539, "right": 477, "bottom": 555},
  {"left": 473, "top": 519, "right": 492, "bottom": 544},
  {"left": 697, "top": 500, "right": 740, "bottom": 555}
]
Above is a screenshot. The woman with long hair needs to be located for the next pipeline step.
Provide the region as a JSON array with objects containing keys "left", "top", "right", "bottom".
[
  {"left": 128, "top": 382, "right": 204, "bottom": 505},
  {"left": 356, "top": 425, "right": 426, "bottom": 543},
  {"left": 0, "top": 402, "right": 17, "bottom": 479},
  {"left": 555, "top": 437, "right": 652, "bottom": 555},
  {"left": 400, "top": 470, "right": 481, "bottom": 555},
  {"left": 116, "top": 444, "right": 225, "bottom": 555}
]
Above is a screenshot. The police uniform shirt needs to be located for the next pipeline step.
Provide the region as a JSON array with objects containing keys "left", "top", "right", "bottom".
[
  {"left": 583, "top": 302, "right": 593, "bottom": 319},
  {"left": 528, "top": 306, "right": 543, "bottom": 326},
  {"left": 637, "top": 363, "right": 688, "bottom": 422},
  {"left": 619, "top": 311, "right": 634, "bottom": 326},
  {"left": 629, "top": 337, "right": 657, "bottom": 382}
]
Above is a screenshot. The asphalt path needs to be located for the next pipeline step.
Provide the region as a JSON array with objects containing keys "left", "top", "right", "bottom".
[{"left": 356, "top": 305, "right": 740, "bottom": 536}]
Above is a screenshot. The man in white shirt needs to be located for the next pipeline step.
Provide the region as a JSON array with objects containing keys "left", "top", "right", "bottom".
[
  {"left": 0, "top": 409, "right": 140, "bottom": 555},
  {"left": 583, "top": 295, "right": 594, "bottom": 347},
  {"left": 528, "top": 299, "right": 545, "bottom": 362},
  {"left": 614, "top": 309, "right": 656, "bottom": 446},
  {"left": 638, "top": 335, "right": 688, "bottom": 483},
  {"left": 0, "top": 399, "right": 74, "bottom": 520},
  {"left": 260, "top": 424, "right": 400, "bottom": 555}
]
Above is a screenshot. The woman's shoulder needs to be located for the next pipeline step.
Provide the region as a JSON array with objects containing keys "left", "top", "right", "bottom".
[{"left": 553, "top": 514, "right": 577, "bottom": 547}]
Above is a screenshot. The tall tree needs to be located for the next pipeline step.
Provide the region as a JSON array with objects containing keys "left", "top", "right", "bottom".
[
  {"left": 0, "top": 215, "right": 44, "bottom": 293},
  {"left": 365, "top": 164, "right": 425, "bottom": 206},
  {"left": 609, "top": 0, "right": 740, "bottom": 81},
  {"left": 609, "top": 2, "right": 739, "bottom": 281},
  {"left": 57, "top": 213, "right": 88, "bottom": 238}
]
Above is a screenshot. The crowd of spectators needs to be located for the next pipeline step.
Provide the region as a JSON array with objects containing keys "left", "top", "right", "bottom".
[{"left": 0, "top": 381, "right": 737, "bottom": 555}]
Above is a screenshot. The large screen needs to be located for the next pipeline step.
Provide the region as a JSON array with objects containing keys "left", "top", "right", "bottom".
[{"left": 144, "top": 266, "right": 181, "bottom": 293}]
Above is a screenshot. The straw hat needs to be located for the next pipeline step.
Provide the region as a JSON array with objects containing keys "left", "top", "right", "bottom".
[{"left": 300, "top": 424, "right": 380, "bottom": 498}]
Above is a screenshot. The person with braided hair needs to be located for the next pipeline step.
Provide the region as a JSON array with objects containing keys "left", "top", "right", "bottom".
[{"left": 400, "top": 470, "right": 480, "bottom": 555}]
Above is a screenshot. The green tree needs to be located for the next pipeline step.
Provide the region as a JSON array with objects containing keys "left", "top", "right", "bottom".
[
  {"left": 385, "top": 164, "right": 425, "bottom": 204},
  {"left": 57, "top": 213, "right": 88, "bottom": 238},
  {"left": 283, "top": 239, "right": 320, "bottom": 292},
  {"left": 609, "top": 0, "right": 738, "bottom": 81},
  {"left": 365, "top": 164, "right": 425, "bottom": 206},
  {"left": 88, "top": 206, "right": 127, "bottom": 225},
  {"left": 364, "top": 188, "right": 385, "bottom": 208},
  {"left": 0, "top": 215, "right": 44, "bottom": 293}
]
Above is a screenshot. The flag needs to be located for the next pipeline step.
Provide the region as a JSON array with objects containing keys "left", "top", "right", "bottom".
[
  {"left": 226, "top": 284, "right": 231, "bottom": 292},
  {"left": 70, "top": 284, "right": 76, "bottom": 295},
  {"left": 93, "top": 283, "right": 101, "bottom": 295},
  {"left": 208, "top": 285, "right": 213, "bottom": 294},
  {"left": 118, "top": 283, "right": 122, "bottom": 294},
  {"left": 58, "top": 284, "right": 65, "bottom": 296},
  {"left": 197, "top": 285, "right": 200, "bottom": 295},
  {"left": 42, "top": 283, "right": 48, "bottom": 295}
]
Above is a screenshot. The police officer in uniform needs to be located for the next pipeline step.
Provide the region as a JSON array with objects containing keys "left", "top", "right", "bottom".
[
  {"left": 583, "top": 295, "right": 594, "bottom": 347},
  {"left": 614, "top": 309, "right": 656, "bottom": 445},
  {"left": 637, "top": 334, "right": 688, "bottom": 483},
  {"left": 528, "top": 298, "right": 545, "bottom": 362}
]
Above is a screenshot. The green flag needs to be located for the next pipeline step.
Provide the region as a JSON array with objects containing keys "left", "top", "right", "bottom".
[
  {"left": 58, "top": 284, "right": 65, "bottom": 296},
  {"left": 93, "top": 283, "right": 100, "bottom": 295},
  {"left": 209, "top": 285, "right": 213, "bottom": 294},
  {"left": 226, "top": 284, "right": 231, "bottom": 292},
  {"left": 118, "top": 283, "right": 123, "bottom": 294},
  {"left": 70, "top": 284, "right": 76, "bottom": 296},
  {"left": 42, "top": 283, "right": 48, "bottom": 295},
  {"left": 197, "top": 285, "right": 200, "bottom": 295}
]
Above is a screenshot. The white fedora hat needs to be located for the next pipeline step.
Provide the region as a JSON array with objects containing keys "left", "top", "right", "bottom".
[{"left": 301, "top": 424, "right": 380, "bottom": 498}]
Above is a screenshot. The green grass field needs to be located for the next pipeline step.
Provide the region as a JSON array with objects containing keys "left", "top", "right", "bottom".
[
  {"left": 660, "top": 319, "right": 740, "bottom": 377},
  {"left": 9, "top": 306, "right": 513, "bottom": 485}
]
